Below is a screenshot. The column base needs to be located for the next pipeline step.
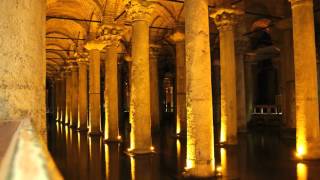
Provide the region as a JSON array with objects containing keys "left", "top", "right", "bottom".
[
  {"left": 88, "top": 131, "right": 103, "bottom": 136},
  {"left": 62, "top": 122, "right": 69, "bottom": 126},
  {"left": 76, "top": 127, "right": 88, "bottom": 132},
  {"left": 183, "top": 163, "right": 215, "bottom": 178},
  {"left": 174, "top": 131, "right": 187, "bottom": 139},
  {"left": 221, "top": 136, "right": 238, "bottom": 145},
  {"left": 125, "top": 148, "right": 156, "bottom": 156},
  {"left": 297, "top": 140, "right": 320, "bottom": 160},
  {"left": 69, "top": 124, "right": 78, "bottom": 129},
  {"left": 104, "top": 138, "right": 122, "bottom": 144}
]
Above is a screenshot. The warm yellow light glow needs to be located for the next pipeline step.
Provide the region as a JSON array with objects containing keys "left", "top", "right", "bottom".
[
  {"left": 296, "top": 142, "right": 307, "bottom": 158},
  {"left": 297, "top": 163, "right": 308, "bottom": 180},
  {"left": 117, "top": 135, "right": 122, "bottom": 140},
  {"left": 105, "top": 144, "right": 110, "bottom": 179},
  {"left": 220, "top": 148, "right": 227, "bottom": 175},
  {"left": 220, "top": 116, "right": 227, "bottom": 143},
  {"left": 185, "top": 159, "right": 195, "bottom": 170},
  {"left": 150, "top": 146, "right": 155, "bottom": 151},
  {"left": 130, "top": 157, "right": 136, "bottom": 180},
  {"left": 104, "top": 98, "right": 110, "bottom": 140},
  {"left": 176, "top": 115, "right": 181, "bottom": 134},
  {"left": 216, "top": 165, "right": 222, "bottom": 173},
  {"left": 176, "top": 140, "right": 181, "bottom": 161},
  {"left": 88, "top": 138, "right": 92, "bottom": 160}
]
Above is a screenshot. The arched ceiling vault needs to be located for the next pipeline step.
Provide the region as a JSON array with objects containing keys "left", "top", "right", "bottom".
[{"left": 46, "top": 0, "right": 185, "bottom": 77}]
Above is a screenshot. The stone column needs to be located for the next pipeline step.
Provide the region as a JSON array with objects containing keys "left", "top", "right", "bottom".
[
  {"left": 289, "top": 0, "right": 320, "bottom": 159},
  {"left": 185, "top": 0, "right": 215, "bottom": 177},
  {"left": 276, "top": 19, "right": 296, "bottom": 129},
  {"left": 77, "top": 58, "right": 89, "bottom": 131},
  {"left": 65, "top": 68, "right": 73, "bottom": 125},
  {"left": 55, "top": 78, "right": 62, "bottom": 121},
  {"left": 97, "top": 23, "right": 124, "bottom": 142},
  {"left": 104, "top": 46, "right": 121, "bottom": 142},
  {"left": 0, "top": 0, "right": 46, "bottom": 136},
  {"left": 169, "top": 27, "right": 187, "bottom": 136},
  {"left": 211, "top": 8, "right": 243, "bottom": 145},
  {"left": 126, "top": 1, "right": 154, "bottom": 154},
  {"left": 85, "top": 41, "right": 107, "bottom": 136},
  {"left": 150, "top": 49, "right": 160, "bottom": 133},
  {"left": 60, "top": 74, "right": 66, "bottom": 124},
  {"left": 70, "top": 65, "right": 79, "bottom": 128},
  {"left": 244, "top": 58, "right": 254, "bottom": 123}
]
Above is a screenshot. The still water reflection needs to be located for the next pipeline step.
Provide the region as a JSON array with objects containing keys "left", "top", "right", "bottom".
[{"left": 48, "top": 121, "right": 320, "bottom": 180}]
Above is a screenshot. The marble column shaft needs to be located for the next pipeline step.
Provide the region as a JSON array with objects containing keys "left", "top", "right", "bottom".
[
  {"left": 88, "top": 49, "right": 103, "bottom": 135},
  {"left": 0, "top": 0, "right": 46, "bottom": 137},
  {"left": 175, "top": 40, "right": 187, "bottom": 135},
  {"left": 211, "top": 9, "right": 243, "bottom": 144},
  {"left": 78, "top": 61, "right": 88, "bottom": 131},
  {"left": 55, "top": 79, "right": 62, "bottom": 121},
  {"left": 290, "top": 0, "right": 320, "bottom": 158},
  {"left": 185, "top": 0, "right": 215, "bottom": 176},
  {"left": 71, "top": 66, "right": 79, "bottom": 128},
  {"left": 104, "top": 46, "right": 120, "bottom": 141},
  {"left": 65, "top": 70, "right": 73, "bottom": 125},
  {"left": 127, "top": 1, "right": 153, "bottom": 153},
  {"left": 60, "top": 76, "right": 66, "bottom": 123},
  {"left": 150, "top": 53, "right": 160, "bottom": 133}
]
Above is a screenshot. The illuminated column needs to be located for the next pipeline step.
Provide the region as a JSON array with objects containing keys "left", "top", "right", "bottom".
[
  {"left": 289, "top": 0, "right": 320, "bottom": 159},
  {"left": 126, "top": 1, "right": 154, "bottom": 153},
  {"left": 150, "top": 49, "right": 160, "bottom": 133},
  {"left": 169, "top": 25, "right": 187, "bottom": 136},
  {"left": 104, "top": 45, "right": 121, "bottom": 142},
  {"left": 211, "top": 8, "right": 243, "bottom": 145},
  {"left": 55, "top": 78, "right": 62, "bottom": 121},
  {"left": 97, "top": 23, "right": 124, "bottom": 142},
  {"left": 60, "top": 74, "right": 66, "bottom": 123},
  {"left": 70, "top": 65, "right": 79, "bottom": 128},
  {"left": 85, "top": 41, "right": 107, "bottom": 136},
  {"left": 65, "top": 68, "right": 73, "bottom": 125},
  {"left": 77, "top": 57, "right": 89, "bottom": 131},
  {"left": 185, "top": 0, "right": 214, "bottom": 176},
  {"left": 0, "top": 0, "right": 46, "bottom": 136}
]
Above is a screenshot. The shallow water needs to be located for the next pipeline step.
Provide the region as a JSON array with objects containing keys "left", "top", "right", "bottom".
[{"left": 47, "top": 117, "right": 320, "bottom": 180}]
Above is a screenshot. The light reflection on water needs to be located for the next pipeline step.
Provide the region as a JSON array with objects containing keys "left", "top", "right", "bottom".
[{"left": 48, "top": 121, "right": 320, "bottom": 180}]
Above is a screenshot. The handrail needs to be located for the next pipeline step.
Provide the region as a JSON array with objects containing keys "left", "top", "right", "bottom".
[{"left": 0, "top": 119, "right": 62, "bottom": 180}]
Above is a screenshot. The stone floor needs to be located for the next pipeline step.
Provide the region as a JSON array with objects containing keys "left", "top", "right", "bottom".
[{"left": 47, "top": 116, "right": 320, "bottom": 180}]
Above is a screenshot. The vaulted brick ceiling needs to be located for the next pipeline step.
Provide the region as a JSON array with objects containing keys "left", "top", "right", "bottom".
[{"left": 46, "top": 0, "right": 187, "bottom": 77}]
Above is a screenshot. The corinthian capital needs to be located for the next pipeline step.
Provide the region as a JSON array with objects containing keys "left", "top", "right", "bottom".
[
  {"left": 210, "top": 8, "right": 243, "bottom": 31},
  {"left": 289, "top": 0, "right": 312, "bottom": 7},
  {"left": 125, "top": 0, "right": 154, "bottom": 22},
  {"left": 97, "top": 23, "right": 124, "bottom": 47}
]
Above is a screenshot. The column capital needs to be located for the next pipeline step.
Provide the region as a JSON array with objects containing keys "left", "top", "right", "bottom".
[
  {"left": 289, "top": 0, "right": 313, "bottom": 7},
  {"left": 168, "top": 30, "right": 185, "bottom": 43},
  {"left": 97, "top": 23, "right": 124, "bottom": 47},
  {"left": 85, "top": 40, "right": 108, "bottom": 51},
  {"left": 77, "top": 51, "right": 89, "bottom": 65},
  {"left": 125, "top": 0, "right": 154, "bottom": 23},
  {"left": 210, "top": 8, "right": 244, "bottom": 31}
]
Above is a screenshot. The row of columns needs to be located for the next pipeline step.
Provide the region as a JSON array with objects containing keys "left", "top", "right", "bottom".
[{"left": 52, "top": 0, "right": 320, "bottom": 177}]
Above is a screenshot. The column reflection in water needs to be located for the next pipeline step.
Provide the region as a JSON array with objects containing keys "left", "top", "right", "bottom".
[
  {"left": 217, "top": 147, "right": 239, "bottom": 179},
  {"left": 297, "top": 163, "right": 308, "bottom": 180},
  {"left": 71, "top": 131, "right": 80, "bottom": 179},
  {"left": 130, "top": 155, "right": 153, "bottom": 180},
  {"left": 176, "top": 139, "right": 186, "bottom": 178},
  {"left": 89, "top": 137, "right": 104, "bottom": 180},
  {"left": 65, "top": 126, "right": 72, "bottom": 179},
  {"left": 105, "top": 143, "right": 120, "bottom": 180},
  {"left": 78, "top": 133, "right": 89, "bottom": 180}
]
